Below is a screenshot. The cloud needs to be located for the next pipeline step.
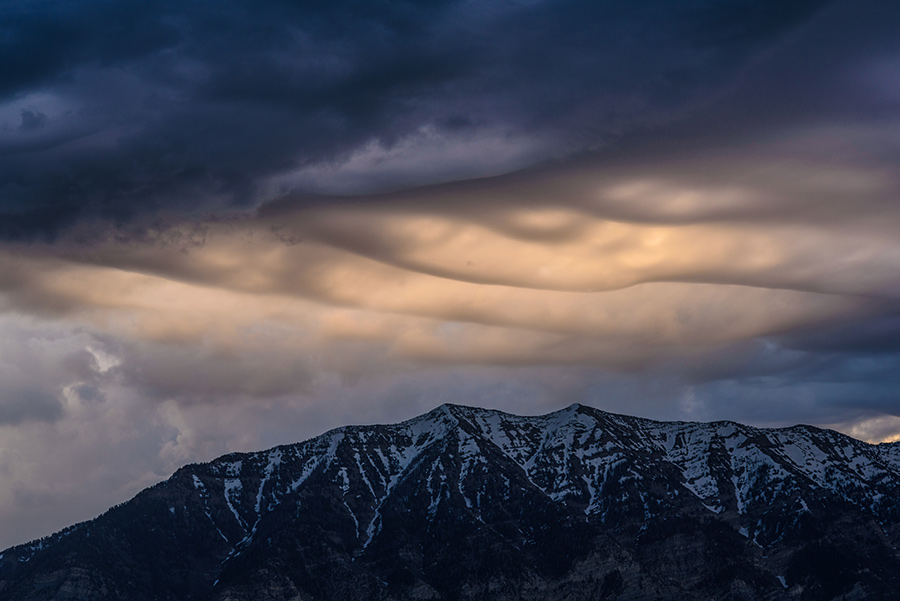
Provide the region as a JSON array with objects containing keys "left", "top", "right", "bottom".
[
  {"left": 262, "top": 126, "right": 549, "bottom": 196},
  {"left": 0, "top": 0, "right": 836, "bottom": 240},
  {"left": 0, "top": 318, "right": 103, "bottom": 425},
  {"left": 0, "top": 388, "right": 63, "bottom": 426},
  {"left": 2, "top": 101, "right": 898, "bottom": 410},
  {"left": 840, "top": 415, "right": 900, "bottom": 444},
  {"left": 1, "top": 112, "right": 898, "bottom": 379}
]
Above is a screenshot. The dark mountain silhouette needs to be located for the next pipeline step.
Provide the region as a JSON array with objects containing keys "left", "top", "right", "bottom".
[{"left": 3, "top": 403, "right": 900, "bottom": 600}]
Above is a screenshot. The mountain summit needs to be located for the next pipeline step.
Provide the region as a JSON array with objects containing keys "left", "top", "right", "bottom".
[{"left": 3, "top": 403, "right": 900, "bottom": 600}]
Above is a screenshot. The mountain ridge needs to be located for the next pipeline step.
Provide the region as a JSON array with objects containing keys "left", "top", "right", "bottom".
[{"left": 3, "top": 402, "right": 900, "bottom": 600}]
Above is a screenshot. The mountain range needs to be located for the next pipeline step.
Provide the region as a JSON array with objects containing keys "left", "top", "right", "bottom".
[{"left": 3, "top": 403, "right": 900, "bottom": 600}]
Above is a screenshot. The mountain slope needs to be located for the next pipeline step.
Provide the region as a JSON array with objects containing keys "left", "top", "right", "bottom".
[{"left": 3, "top": 403, "right": 900, "bottom": 600}]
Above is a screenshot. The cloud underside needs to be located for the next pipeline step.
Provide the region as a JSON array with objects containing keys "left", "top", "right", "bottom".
[{"left": 3, "top": 126, "right": 900, "bottom": 425}]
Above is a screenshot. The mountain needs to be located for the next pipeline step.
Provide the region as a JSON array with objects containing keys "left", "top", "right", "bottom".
[{"left": 3, "top": 403, "right": 900, "bottom": 600}]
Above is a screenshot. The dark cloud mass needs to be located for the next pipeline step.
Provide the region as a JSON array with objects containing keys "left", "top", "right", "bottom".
[{"left": 0, "top": 0, "right": 834, "bottom": 240}]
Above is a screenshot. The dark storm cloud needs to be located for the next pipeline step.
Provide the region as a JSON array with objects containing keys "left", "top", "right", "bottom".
[
  {"left": 0, "top": 0, "right": 834, "bottom": 240},
  {"left": 778, "top": 311, "right": 900, "bottom": 356}
]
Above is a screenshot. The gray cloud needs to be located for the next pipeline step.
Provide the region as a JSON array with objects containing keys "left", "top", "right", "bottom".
[
  {"left": 0, "top": 388, "right": 63, "bottom": 426},
  {"left": 0, "top": 319, "right": 105, "bottom": 425}
]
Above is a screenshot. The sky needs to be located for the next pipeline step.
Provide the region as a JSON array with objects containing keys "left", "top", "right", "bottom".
[{"left": 1, "top": 0, "right": 900, "bottom": 549}]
